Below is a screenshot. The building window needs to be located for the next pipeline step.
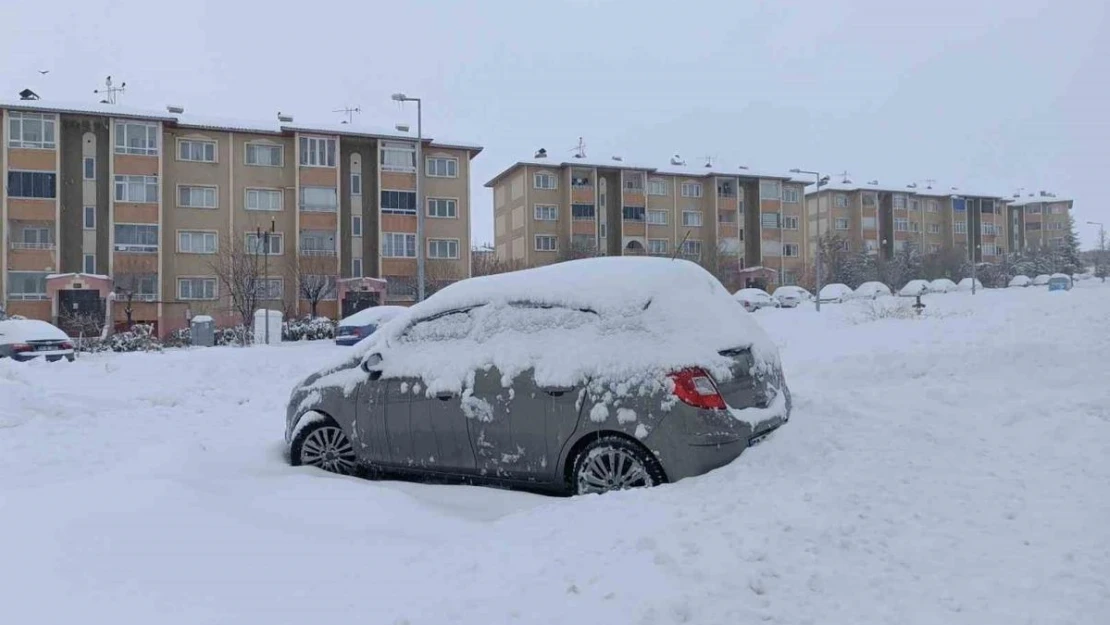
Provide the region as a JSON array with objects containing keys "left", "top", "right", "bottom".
[
  {"left": 761, "top": 212, "right": 781, "bottom": 228},
  {"left": 246, "top": 232, "right": 283, "bottom": 255},
  {"left": 253, "top": 278, "right": 283, "bottom": 300},
  {"left": 682, "top": 210, "right": 702, "bottom": 227},
  {"left": 782, "top": 186, "right": 801, "bottom": 203},
  {"left": 351, "top": 214, "right": 363, "bottom": 237},
  {"left": 114, "top": 175, "right": 158, "bottom": 203},
  {"left": 1026, "top": 204, "right": 1041, "bottom": 214},
  {"left": 6, "top": 271, "right": 49, "bottom": 300},
  {"left": 909, "top": 221, "right": 920, "bottom": 233},
  {"left": 178, "top": 277, "right": 217, "bottom": 300},
  {"left": 783, "top": 243, "right": 800, "bottom": 257},
  {"left": 927, "top": 200, "right": 939, "bottom": 213},
  {"left": 351, "top": 171, "right": 363, "bottom": 196},
  {"left": 300, "top": 136, "right": 337, "bottom": 167},
  {"left": 178, "top": 185, "right": 217, "bottom": 209},
  {"left": 533, "top": 172, "right": 557, "bottom": 190},
  {"left": 909, "top": 199, "right": 920, "bottom": 211},
  {"left": 426, "top": 157, "right": 458, "bottom": 178},
  {"left": 834, "top": 218, "right": 850, "bottom": 230},
  {"left": 681, "top": 239, "right": 702, "bottom": 258},
  {"left": 894, "top": 218, "right": 909, "bottom": 232},
  {"left": 836, "top": 240, "right": 850, "bottom": 252},
  {"left": 623, "top": 206, "right": 646, "bottom": 222},
  {"left": 380, "top": 141, "right": 415, "bottom": 172},
  {"left": 428, "top": 239, "right": 460, "bottom": 259},
  {"left": 599, "top": 223, "right": 607, "bottom": 238},
  {"left": 783, "top": 216, "right": 799, "bottom": 230},
  {"left": 381, "top": 190, "right": 417, "bottom": 215},
  {"left": 893, "top": 194, "right": 907, "bottom": 209},
  {"left": 300, "top": 186, "right": 338, "bottom": 212},
  {"left": 718, "top": 210, "right": 737, "bottom": 224},
  {"left": 571, "top": 234, "right": 596, "bottom": 251},
  {"left": 115, "top": 122, "right": 159, "bottom": 155},
  {"left": 572, "top": 204, "right": 596, "bottom": 221},
  {"left": 863, "top": 216, "right": 876, "bottom": 229},
  {"left": 18, "top": 226, "right": 52, "bottom": 248},
  {"left": 680, "top": 182, "right": 703, "bottom": 198},
  {"left": 114, "top": 224, "right": 159, "bottom": 252},
  {"left": 928, "top": 244, "right": 941, "bottom": 253},
  {"left": 648, "top": 239, "right": 668, "bottom": 255},
  {"left": 647, "top": 209, "right": 667, "bottom": 225},
  {"left": 865, "top": 239, "right": 879, "bottom": 252},
  {"left": 534, "top": 204, "right": 558, "bottom": 221},
  {"left": 7, "top": 112, "right": 56, "bottom": 149},
  {"left": 352, "top": 257, "right": 363, "bottom": 278},
  {"left": 759, "top": 180, "right": 781, "bottom": 200},
  {"left": 534, "top": 235, "right": 557, "bottom": 252},
  {"left": 382, "top": 232, "right": 417, "bottom": 258},
  {"left": 83, "top": 206, "right": 96, "bottom": 230},
  {"left": 300, "top": 230, "right": 336, "bottom": 255},
  {"left": 7, "top": 171, "right": 57, "bottom": 199},
  {"left": 83, "top": 157, "right": 96, "bottom": 180},
  {"left": 648, "top": 179, "right": 669, "bottom": 196},
  {"left": 427, "top": 198, "right": 457, "bottom": 218},
  {"left": 299, "top": 275, "right": 338, "bottom": 300},
  {"left": 954, "top": 221, "right": 968, "bottom": 234},
  {"left": 178, "top": 139, "right": 217, "bottom": 163},
  {"left": 928, "top": 223, "right": 941, "bottom": 234},
  {"left": 623, "top": 174, "right": 645, "bottom": 191},
  {"left": 83, "top": 254, "right": 96, "bottom": 274},
  {"left": 834, "top": 194, "right": 849, "bottom": 208},
  {"left": 1050, "top": 204, "right": 1065, "bottom": 214},
  {"left": 862, "top": 193, "right": 876, "bottom": 207},
  {"left": 718, "top": 181, "right": 737, "bottom": 197},
  {"left": 246, "top": 188, "right": 282, "bottom": 211},
  {"left": 177, "top": 230, "right": 217, "bottom": 254},
  {"left": 245, "top": 142, "right": 283, "bottom": 167},
  {"left": 981, "top": 200, "right": 995, "bottom": 214}
]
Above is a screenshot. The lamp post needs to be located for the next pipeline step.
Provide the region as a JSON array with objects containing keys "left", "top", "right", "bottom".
[
  {"left": 1089, "top": 221, "right": 1106, "bottom": 281},
  {"left": 790, "top": 169, "right": 830, "bottom": 311},
  {"left": 392, "top": 92, "right": 424, "bottom": 301},
  {"left": 256, "top": 217, "right": 275, "bottom": 344},
  {"left": 971, "top": 243, "right": 981, "bottom": 294}
]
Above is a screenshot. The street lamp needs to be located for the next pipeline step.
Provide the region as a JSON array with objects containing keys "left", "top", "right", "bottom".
[
  {"left": 790, "top": 169, "right": 830, "bottom": 311},
  {"left": 392, "top": 92, "right": 425, "bottom": 301},
  {"left": 256, "top": 217, "right": 275, "bottom": 344},
  {"left": 1089, "top": 221, "right": 1106, "bottom": 282},
  {"left": 971, "top": 243, "right": 981, "bottom": 295}
]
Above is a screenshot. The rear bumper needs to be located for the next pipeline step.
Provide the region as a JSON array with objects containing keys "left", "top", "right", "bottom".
[
  {"left": 334, "top": 337, "right": 360, "bottom": 346},
  {"left": 12, "top": 350, "right": 74, "bottom": 362}
]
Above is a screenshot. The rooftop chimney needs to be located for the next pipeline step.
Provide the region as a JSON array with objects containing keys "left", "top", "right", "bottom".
[
  {"left": 18, "top": 88, "right": 40, "bottom": 101},
  {"left": 277, "top": 112, "right": 293, "bottom": 123},
  {"left": 534, "top": 148, "right": 547, "bottom": 159},
  {"left": 669, "top": 154, "right": 685, "bottom": 166},
  {"left": 166, "top": 105, "right": 185, "bottom": 114},
  {"left": 612, "top": 155, "right": 623, "bottom": 162}
]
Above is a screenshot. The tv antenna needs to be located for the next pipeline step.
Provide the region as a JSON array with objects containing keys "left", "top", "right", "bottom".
[
  {"left": 838, "top": 170, "right": 852, "bottom": 183},
  {"left": 570, "top": 137, "right": 587, "bottom": 159},
  {"left": 701, "top": 155, "right": 717, "bottom": 168},
  {"left": 94, "top": 75, "right": 126, "bottom": 104},
  {"left": 333, "top": 105, "right": 361, "bottom": 124}
]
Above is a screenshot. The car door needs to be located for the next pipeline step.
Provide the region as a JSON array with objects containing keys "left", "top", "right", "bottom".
[
  {"left": 468, "top": 366, "right": 584, "bottom": 483},
  {"left": 353, "top": 355, "right": 391, "bottom": 464},
  {"left": 374, "top": 374, "right": 476, "bottom": 473}
]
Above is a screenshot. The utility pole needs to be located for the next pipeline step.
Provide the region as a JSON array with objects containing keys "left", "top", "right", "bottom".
[
  {"left": 790, "top": 169, "right": 830, "bottom": 310},
  {"left": 257, "top": 218, "right": 275, "bottom": 344},
  {"left": 391, "top": 93, "right": 424, "bottom": 301}
]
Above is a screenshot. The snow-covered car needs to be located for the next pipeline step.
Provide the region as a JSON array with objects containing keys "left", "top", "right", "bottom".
[
  {"left": 0, "top": 319, "right": 75, "bottom": 362},
  {"left": 733, "top": 288, "right": 778, "bottom": 312},
  {"left": 285, "top": 257, "right": 792, "bottom": 496},
  {"left": 928, "top": 278, "right": 957, "bottom": 293},
  {"left": 1048, "top": 273, "right": 1072, "bottom": 291},
  {"left": 1032, "top": 274, "right": 1051, "bottom": 286},
  {"left": 957, "top": 278, "right": 983, "bottom": 291},
  {"left": 334, "top": 306, "right": 407, "bottom": 346},
  {"left": 818, "top": 283, "right": 854, "bottom": 303},
  {"left": 771, "top": 286, "right": 812, "bottom": 308},
  {"left": 899, "top": 279, "right": 931, "bottom": 297},
  {"left": 1008, "top": 275, "right": 1032, "bottom": 288},
  {"left": 853, "top": 281, "right": 892, "bottom": 300}
]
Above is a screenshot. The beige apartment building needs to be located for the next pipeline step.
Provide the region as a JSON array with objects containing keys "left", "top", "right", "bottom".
[
  {"left": 486, "top": 153, "right": 811, "bottom": 288},
  {"left": 1, "top": 98, "right": 480, "bottom": 336},
  {"left": 806, "top": 180, "right": 1069, "bottom": 262},
  {"left": 1005, "top": 193, "right": 1074, "bottom": 254}
]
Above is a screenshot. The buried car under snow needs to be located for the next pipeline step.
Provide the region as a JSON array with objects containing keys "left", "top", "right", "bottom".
[{"left": 285, "top": 257, "right": 791, "bottom": 496}]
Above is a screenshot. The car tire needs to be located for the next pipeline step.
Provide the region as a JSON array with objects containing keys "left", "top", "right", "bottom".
[
  {"left": 570, "top": 435, "right": 666, "bottom": 496},
  {"left": 289, "top": 417, "right": 358, "bottom": 475}
]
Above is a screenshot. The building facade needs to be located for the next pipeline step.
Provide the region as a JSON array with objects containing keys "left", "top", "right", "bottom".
[
  {"left": 486, "top": 155, "right": 810, "bottom": 288},
  {"left": 1, "top": 99, "right": 480, "bottom": 335},
  {"left": 1005, "top": 194, "right": 1073, "bottom": 253}
]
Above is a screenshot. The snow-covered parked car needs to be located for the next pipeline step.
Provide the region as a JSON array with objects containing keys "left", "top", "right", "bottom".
[
  {"left": 285, "top": 257, "right": 792, "bottom": 496},
  {"left": 1048, "top": 273, "right": 1073, "bottom": 291},
  {"left": 1032, "top": 274, "right": 1052, "bottom": 286},
  {"left": 772, "top": 286, "right": 812, "bottom": 308},
  {"left": 899, "top": 279, "right": 931, "bottom": 297},
  {"left": 1008, "top": 275, "right": 1032, "bottom": 288},
  {"left": 334, "top": 306, "right": 407, "bottom": 346},
  {"left": 957, "top": 278, "right": 983, "bottom": 291},
  {"left": 928, "top": 278, "right": 957, "bottom": 293},
  {"left": 734, "top": 288, "right": 778, "bottom": 312},
  {"left": 818, "top": 283, "right": 854, "bottom": 303},
  {"left": 853, "top": 281, "right": 892, "bottom": 300},
  {"left": 0, "top": 319, "right": 74, "bottom": 362}
]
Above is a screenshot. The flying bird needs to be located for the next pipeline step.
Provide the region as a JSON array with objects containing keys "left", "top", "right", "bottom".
[{"left": 38, "top": 70, "right": 50, "bottom": 75}]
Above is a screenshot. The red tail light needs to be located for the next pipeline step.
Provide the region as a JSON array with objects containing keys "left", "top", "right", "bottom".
[
  {"left": 11, "top": 343, "right": 32, "bottom": 354},
  {"left": 668, "top": 368, "right": 726, "bottom": 410},
  {"left": 60, "top": 342, "right": 73, "bottom": 350}
]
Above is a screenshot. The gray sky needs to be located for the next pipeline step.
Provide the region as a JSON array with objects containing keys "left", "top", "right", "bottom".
[{"left": 3, "top": 0, "right": 1106, "bottom": 247}]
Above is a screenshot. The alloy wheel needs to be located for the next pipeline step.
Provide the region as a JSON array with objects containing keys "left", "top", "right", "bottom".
[
  {"left": 576, "top": 446, "right": 655, "bottom": 495},
  {"left": 299, "top": 425, "right": 357, "bottom": 475}
]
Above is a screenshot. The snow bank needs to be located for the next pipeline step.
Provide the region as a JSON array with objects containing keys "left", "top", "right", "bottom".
[{"left": 957, "top": 277, "right": 984, "bottom": 291}]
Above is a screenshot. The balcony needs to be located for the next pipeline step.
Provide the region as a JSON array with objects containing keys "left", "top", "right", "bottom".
[
  {"left": 301, "top": 248, "right": 337, "bottom": 257},
  {"left": 10, "top": 241, "right": 56, "bottom": 250}
]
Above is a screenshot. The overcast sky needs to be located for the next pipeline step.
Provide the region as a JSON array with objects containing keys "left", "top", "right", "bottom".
[{"left": 3, "top": 0, "right": 1106, "bottom": 247}]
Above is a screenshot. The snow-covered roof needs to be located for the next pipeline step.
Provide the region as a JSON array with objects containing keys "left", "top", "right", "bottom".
[
  {"left": 1007, "top": 196, "right": 1071, "bottom": 207},
  {"left": 485, "top": 157, "right": 798, "bottom": 188},
  {"left": 337, "top": 305, "right": 407, "bottom": 328},
  {"left": 0, "top": 99, "right": 481, "bottom": 152},
  {"left": 804, "top": 179, "right": 1008, "bottom": 199}
]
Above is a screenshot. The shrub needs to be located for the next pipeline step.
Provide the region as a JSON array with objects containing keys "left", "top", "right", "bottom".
[{"left": 282, "top": 316, "right": 335, "bottom": 341}]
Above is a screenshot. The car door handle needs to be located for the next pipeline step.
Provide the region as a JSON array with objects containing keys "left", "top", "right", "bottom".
[
  {"left": 436, "top": 393, "right": 453, "bottom": 401},
  {"left": 543, "top": 387, "right": 574, "bottom": 397}
]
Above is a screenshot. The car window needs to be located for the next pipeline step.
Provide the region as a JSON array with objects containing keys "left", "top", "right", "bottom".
[
  {"left": 474, "top": 303, "right": 599, "bottom": 340},
  {"left": 399, "top": 307, "right": 479, "bottom": 343}
]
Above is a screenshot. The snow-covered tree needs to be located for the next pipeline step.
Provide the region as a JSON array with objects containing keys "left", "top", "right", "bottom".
[
  {"left": 1060, "top": 214, "right": 1083, "bottom": 274},
  {"left": 292, "top": 255, "right": 338, "bottom": 318}
]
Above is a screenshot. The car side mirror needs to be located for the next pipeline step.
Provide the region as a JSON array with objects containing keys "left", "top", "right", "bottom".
[{"left": 360, "top": 353, "right": 383, "bottom": 380}]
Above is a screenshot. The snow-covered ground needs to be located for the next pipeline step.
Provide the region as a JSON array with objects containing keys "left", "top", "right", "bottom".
[{"left": 1, "top": 283, "right": 1108, "bottom": 624}]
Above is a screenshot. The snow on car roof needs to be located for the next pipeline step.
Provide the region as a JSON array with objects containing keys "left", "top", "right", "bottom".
[
  {"left": 313, "top": 257, "right": 780, "bottom": 408},
  {"left": 734, "top": 288, "right": 771, "bottom": 298},
  {"left": 0, "top": 319, "right": 67, "bottom": 343},
  {"left": 337, "top": 305, "right": 408, "bottom": 327},
  {"left": 819, "top": 283, "right": 852, "bottom": 294}
]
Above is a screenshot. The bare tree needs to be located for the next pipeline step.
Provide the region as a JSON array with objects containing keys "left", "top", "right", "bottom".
[
  {"left": 471, "top": 247, "right": 528, "bottom": 277},
  {"left": 112, "top": 255, "right": 157, "bottom": 328},
  {"left": 291, "top": 255, "right": 338, "bottom": 318},
  {"left": 208, "top": 235, "right": 264, "bottom": 329}
]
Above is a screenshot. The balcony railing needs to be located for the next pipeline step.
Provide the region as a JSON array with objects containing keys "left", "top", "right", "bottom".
[
  {"left": 301, "top": 248, "right": 337, "bottom": 257},
  {"left": 10, "top": 242, "right": 56, "bottom": 250},
  {"left": 7, "top": 293, "right": 49, "bottom": 301},
  {"left": 300, "top": 204, "right": 338, "bottom": 213}
]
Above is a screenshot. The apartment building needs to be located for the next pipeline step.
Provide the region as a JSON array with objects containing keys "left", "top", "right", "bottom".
[
  {"left": 486, "top": 152, "right": 810, "bottom": 287},
  {"left": 1005, "top": 193, "right": 1073, "bottom": 253},
  {"left": 1, "top": 98, "right": 480, "bottom": 336},
  {"left": 806, "top": 180, "right": 1034, "bottom": 263}
]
